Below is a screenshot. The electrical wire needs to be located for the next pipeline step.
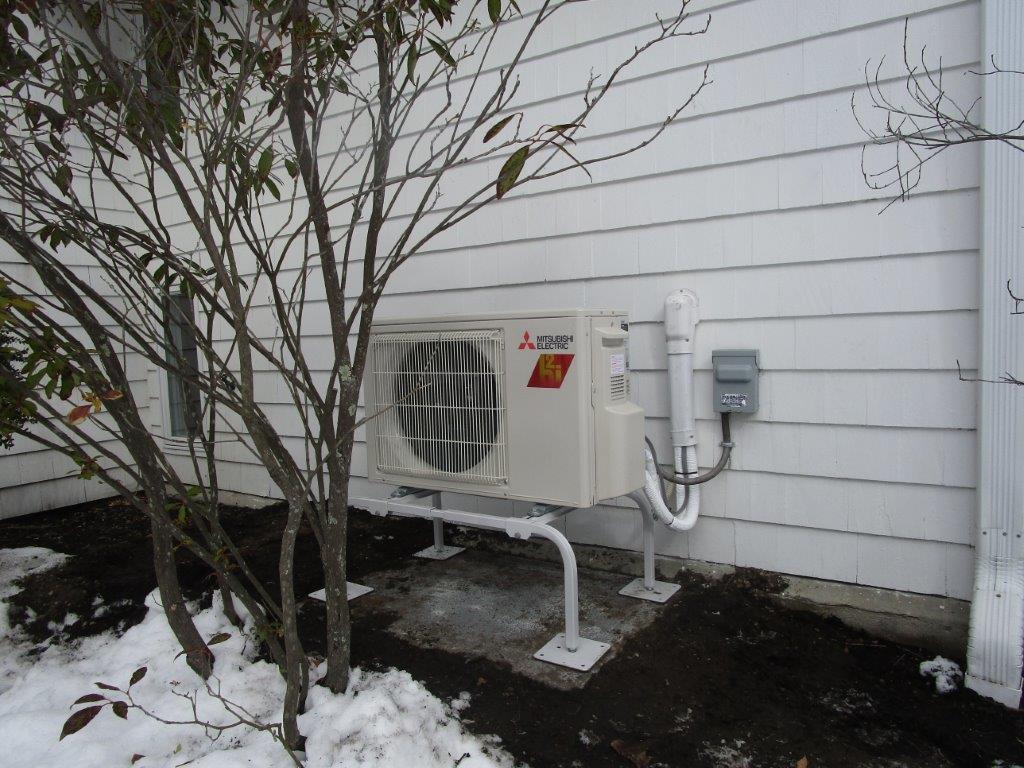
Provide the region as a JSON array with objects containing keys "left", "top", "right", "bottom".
[{"left": 645, "top": 411, "right": 733, "bottom": 491}]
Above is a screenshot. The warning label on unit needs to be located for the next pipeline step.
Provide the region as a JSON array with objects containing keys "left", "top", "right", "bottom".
[
  {"left": 528, "top": 354, "right": 574, "bottom": 388},
  {"left": 610, "top": 353, "right": 625, "bottom": 376}
]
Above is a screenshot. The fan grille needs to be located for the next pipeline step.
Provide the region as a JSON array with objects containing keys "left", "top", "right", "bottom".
[{"left": 371, "top": 330, "right": 507, "bottom": 484}]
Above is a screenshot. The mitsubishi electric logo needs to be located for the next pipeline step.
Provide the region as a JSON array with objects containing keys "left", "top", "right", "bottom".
[
  {"left": 517, "top": 330, "right": 573, "bottom": 350},
  {"left": 518, "top": 329, "right": 575, "bottom": 388}
]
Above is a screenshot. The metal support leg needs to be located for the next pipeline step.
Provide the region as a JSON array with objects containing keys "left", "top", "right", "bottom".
[
  {"left": 521, "top": 517, "right": 610, "bottom": 671},
  {"left": 413, "top": 493, "right": 465, "bottom": 560},
  {"left": 355, "top": 493, "right": 608, "bottom": 672},
  {"left": 619, "top": 491, "right": 681, "bottom": 603}
]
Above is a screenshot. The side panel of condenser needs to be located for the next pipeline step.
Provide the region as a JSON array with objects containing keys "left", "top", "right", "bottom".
[
  {"left": 591, "top": 316, "right": 645, "bottom": 501},
  {"left": 504, "top": 315, "right": 593, "bottom": 507}
]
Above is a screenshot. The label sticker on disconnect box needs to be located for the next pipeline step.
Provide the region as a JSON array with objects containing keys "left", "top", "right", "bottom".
[{"left": 610, "top": 353, "right": 625, "bottom": 375}]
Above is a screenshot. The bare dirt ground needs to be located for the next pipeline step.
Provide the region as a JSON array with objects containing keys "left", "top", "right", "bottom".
[{"left": 3, "top": 497, "right": 1023, "bottom": 768}]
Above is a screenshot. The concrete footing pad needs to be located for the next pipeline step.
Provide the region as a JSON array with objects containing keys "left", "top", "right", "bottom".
[
  {"left": 534, "top": 633, "right": 610, "bottom": 671},
  {"left": 413, "top": 544, "right": 465, "bottom": 560},
  {"left": 345, "top": 549, "right": 668, "bottom": 689},
  {"left": 308, "top": 583, "right": 374, "bottom": 602},
  {"left": 619, "top": 577, "right": 681, "bottom": 603}
]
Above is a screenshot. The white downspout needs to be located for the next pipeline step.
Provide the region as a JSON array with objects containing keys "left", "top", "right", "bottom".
[
  {"left": 640, "top": 290, "right": 702, "bottom": 531},
  {"left": 966, "top": 0, "right": 1024, "bottom": 708}
]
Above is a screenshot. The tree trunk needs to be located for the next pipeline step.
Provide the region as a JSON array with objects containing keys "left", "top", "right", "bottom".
[
  {"left": 321, "top": 442, "right": 352, "bottom": 694},
  {"left": 217, "top": 572, "right": 243, "bottom": 628},
  {"left": 151, "top": 515, "right": 214, "bottom": 679},
  {"left": 278, "top": 497, "right": 308, "bottom": 749}
]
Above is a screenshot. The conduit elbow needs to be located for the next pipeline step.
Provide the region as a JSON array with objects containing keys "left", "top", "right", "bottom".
[{"left": 664, "top": 289, "right": 699, "bottom": 355}]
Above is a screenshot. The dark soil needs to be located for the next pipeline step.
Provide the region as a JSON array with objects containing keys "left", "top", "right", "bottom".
[{"left": 3, "top": 498, "right": 1023, "bottom": 768}]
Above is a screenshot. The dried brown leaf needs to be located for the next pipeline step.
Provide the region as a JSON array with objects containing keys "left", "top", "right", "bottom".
[
  {"left": 59, "top": 705, "right": 102, "bottom": 740},
  {"left": 610, "top": 738, "right": 650, "bottom": 768},
  {"left": 129, "top": 667, "right": 147, "bottom": 687},
  {"left": 72, "top": 693, "right": 106, "bottom": 706}
]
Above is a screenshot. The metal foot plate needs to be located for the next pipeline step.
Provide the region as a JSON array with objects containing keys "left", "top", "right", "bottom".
[
  {"left": 534, "top": 633, "right": 610, "bottom": 672},
  {"left": 308, "top": 582, "right": 374, "bottom": 603},
  {"left": 619, "top": 578, "right": 681, "bottom": 603},
  {"left": 413, "top": 544, "right": 465, "bottom": 560}
]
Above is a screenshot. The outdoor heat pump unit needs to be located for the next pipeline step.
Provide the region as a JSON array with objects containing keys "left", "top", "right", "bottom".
[
  {"left": 343, "top": 298, "right": 738, "bottom": 672},
  {"left": 364, "top": 309, "right": 645, "bottom": 508}
]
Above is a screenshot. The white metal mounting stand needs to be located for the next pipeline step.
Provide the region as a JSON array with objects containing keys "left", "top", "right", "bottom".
[
  {"left": 350, "top": 488, "right": 611, "bottom": 671},
  {"left": 619, "top": 490, "right": 682, "bottom": 603},
  {"left": 411, "top": 491, "right": 465, "bottom": 560}
]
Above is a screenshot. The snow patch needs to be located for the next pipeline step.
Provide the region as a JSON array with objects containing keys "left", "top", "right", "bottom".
[
  {"left": 451, "top": 691, "right": 473, "bottom": 712},
  {"left": 0, "top": 546, "right": 512, "bottom": 768},
  {"left": 578, "top": 728, "right": 597, "bottom": 746},
  {"left": 702, "top": 739, "right": 752, "bottom": 768},
  {"left": 919, "top": 656, "right": 963, "bottom": 694},
  {"left": 0, "top": 547, "right": 68, "bottom": 692}
]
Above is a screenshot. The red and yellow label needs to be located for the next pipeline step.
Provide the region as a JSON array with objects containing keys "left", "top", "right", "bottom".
[{"left": 527, "top": 354, "right": 574, "bottom": 388}]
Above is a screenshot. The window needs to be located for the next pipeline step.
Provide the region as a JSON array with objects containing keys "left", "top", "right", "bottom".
[{"left": 165, "top": 291, "right": 200, "bottom": 438}]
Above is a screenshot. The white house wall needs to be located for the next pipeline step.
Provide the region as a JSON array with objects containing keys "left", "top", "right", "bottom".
[
  {"left": 344, "top": 0, "right": 980, "bottom": 600},
  {"left": 0, "top": 242, "right": 149, "bottom": 519},
  {"left": 71, "top": 0, "right": 987, "bottom": 599}
]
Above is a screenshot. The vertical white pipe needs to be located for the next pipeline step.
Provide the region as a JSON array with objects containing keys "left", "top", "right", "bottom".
[{"left": 662, "top": 290, "right": 702, "bottom": 528}]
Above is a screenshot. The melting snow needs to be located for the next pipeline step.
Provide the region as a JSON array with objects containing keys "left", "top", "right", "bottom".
[
  {"left": 919, "top": 656, "right": 963, "bottom": 694},
  {"left": 0, "top": 547, "right": 512, "bottom": 768},
  {"left": 701, "top": 739, "right": 753, "bottom": 768}
]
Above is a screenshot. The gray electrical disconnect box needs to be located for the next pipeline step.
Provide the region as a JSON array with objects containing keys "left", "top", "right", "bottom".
[{"left": 712, "top": 349, "right": 759, "bottom": 414}]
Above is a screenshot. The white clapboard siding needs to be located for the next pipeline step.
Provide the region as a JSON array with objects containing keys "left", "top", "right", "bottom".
[
  {"left": 124, "top": 0, "right": 985, "bottom": 598},
  {"left": 0, "top": 256, "right": 149, "bottom": 518}
]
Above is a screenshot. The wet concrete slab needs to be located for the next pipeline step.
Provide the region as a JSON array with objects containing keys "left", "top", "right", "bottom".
[{"left": 348, "top": 548, "right": 670, "bottom": 690}]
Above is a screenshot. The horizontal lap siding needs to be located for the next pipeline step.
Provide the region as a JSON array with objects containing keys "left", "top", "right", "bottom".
[
  {"left": 0, "top": 261, "right": 149, "bottom": 517},
  {"left": 565, "top": 0, "right": 978, "bottom": 598},
  {"left": 149, "top": 0, "right": 981, "bottom": 598}
]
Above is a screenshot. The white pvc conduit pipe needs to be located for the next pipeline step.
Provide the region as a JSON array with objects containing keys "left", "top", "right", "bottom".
[{"left": 641, "top": 290, "right": 703, "bottom": 532}]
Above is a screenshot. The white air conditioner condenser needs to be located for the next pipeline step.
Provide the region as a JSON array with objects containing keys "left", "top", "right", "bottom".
[{"left": 364, "top": 309, "right": 644, "bottom": 508}]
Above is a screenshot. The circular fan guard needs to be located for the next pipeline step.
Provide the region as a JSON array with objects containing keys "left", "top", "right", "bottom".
[{"left": 394, "top": 340, "right": 500, "bottom": 474}]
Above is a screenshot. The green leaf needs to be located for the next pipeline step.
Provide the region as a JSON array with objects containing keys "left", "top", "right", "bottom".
[
  {"left": 406, "top": 42, "right": 419, "bottom": 82},
  {"left": 483, "top": 113, "right": 516, "bottom": 143},
  {"left": 11, "top": 13, "right": 28, "bottom": 41},
  {"left": 544, "top": 123, "right": 581, "bottom": 142},
  {"left": 54, "top": 165, "right": 72, "bottom": 194},
  {"left": 84, "top": 3, "right": 102, "bottom": 30},
  {"left": 488, "top": 0, "right": 501, "bottom": 23},
  {"left": 284, "top": 158, "right": 298, "bottom": 179},
  {"left": 8, "top": 296, "right": 36, "bottom": 313},
  {"left": 428, "top": 37, "right": 455, "bottom": 68},
  {"left": 496, "top": 146, "right": 528, "bottom": 199},
  {"left": 257, "top": 148, "right": 272, "bottom": 177},
  {"left": 60, "top": 705, "right": 102, "bottom": 740}
]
